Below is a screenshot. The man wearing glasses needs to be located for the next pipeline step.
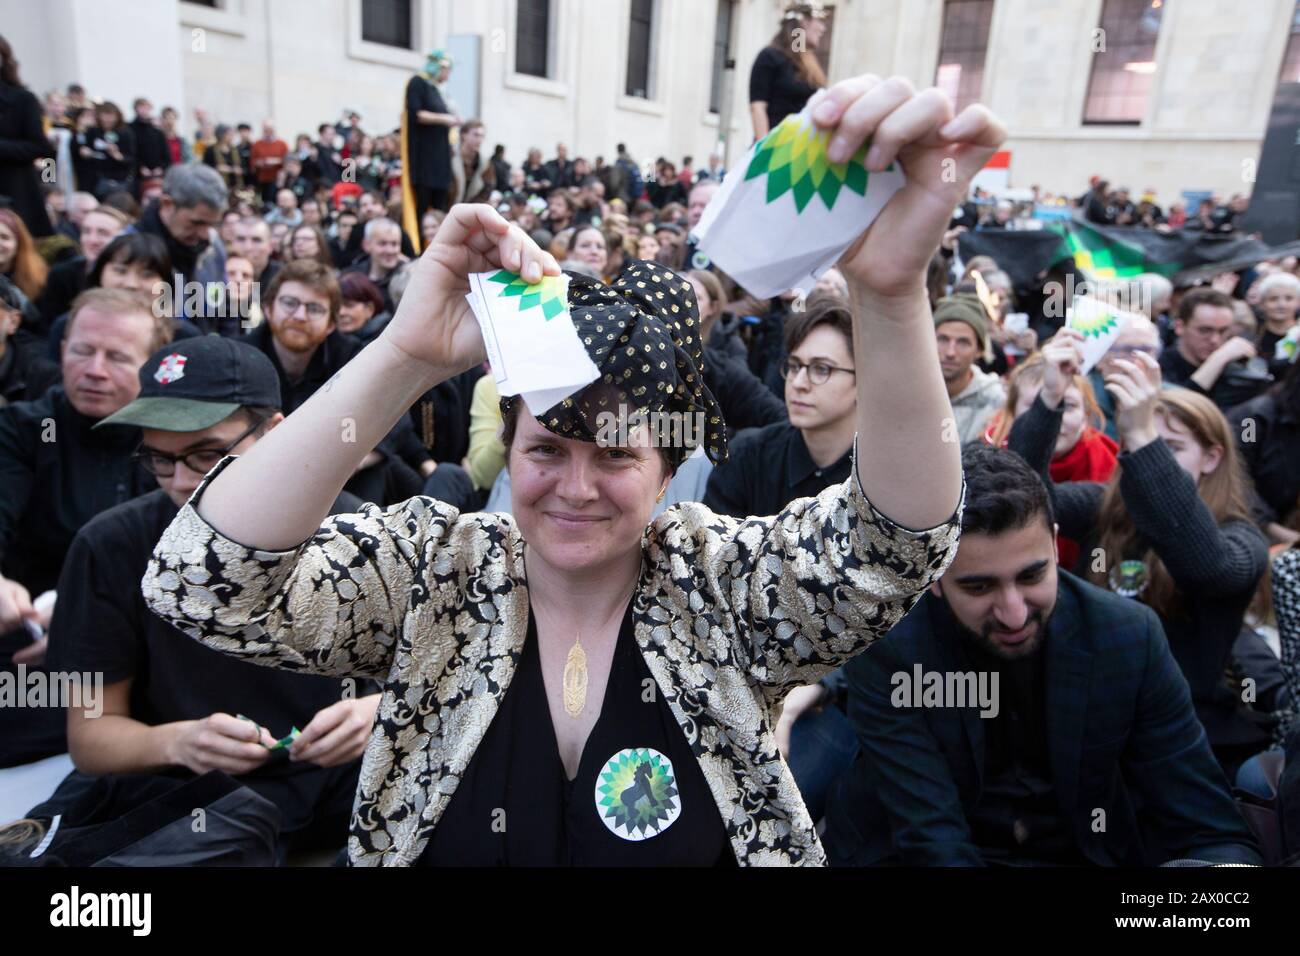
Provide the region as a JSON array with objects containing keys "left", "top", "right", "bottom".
[
  {"left": 242, "top": 259, "right": 361, "bottom": 414},
  {"left": 39, "top": 335, "right": 378, "bottom": 863},
  {"left": 704, "top": 294, "right": 857, "bottom": 519}
]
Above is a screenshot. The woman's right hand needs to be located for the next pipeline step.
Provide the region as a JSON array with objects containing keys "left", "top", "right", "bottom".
[
  {"left": 1039, "top": 328, "right": 1084, "bottom": 408},
  {"left": 381, "top": 203, "right": 561, "bottom": 377}
]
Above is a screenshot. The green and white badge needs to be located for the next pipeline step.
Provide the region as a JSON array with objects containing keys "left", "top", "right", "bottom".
[{"left": 594, "top": 747, "right": 680, "bottom": 841}]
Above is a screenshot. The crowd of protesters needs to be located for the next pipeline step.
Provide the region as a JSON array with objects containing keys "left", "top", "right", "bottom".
[{"left": 2, "top": 10, "right": 1300, "bottom": 867}]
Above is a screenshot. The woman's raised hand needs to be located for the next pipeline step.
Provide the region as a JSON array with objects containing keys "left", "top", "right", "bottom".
[
  {"left": 1040, "top": 328, "right": 1085, "bottom": 408},
  {"left": 381, "top": 203, "right": 561, "bottom": 377},
  {"left": 1105, "top": 351, "right": 1164, "bottom": 451},
  {"left": 815, "top": 76, "right": 1006, "bottom": 301}
]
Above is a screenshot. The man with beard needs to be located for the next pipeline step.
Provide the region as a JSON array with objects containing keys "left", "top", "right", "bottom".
[
  {"left": 822, "top": 443, "right": 1259, "bottom": 866},
  {"left": 133, "top": 162, "right": 227, "bottom": 291}
]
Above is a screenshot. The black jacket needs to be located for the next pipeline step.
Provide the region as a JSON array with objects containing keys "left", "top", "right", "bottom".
[
  {"left": 1009, "top": 394, "right": 1271, "bottom": 764},
  {"left": 701, "top": 346, "right": 786, "bottom": 438},
  {"left": 37, "top": 256, "right": 91, "bottom": 328},
  {"left": 0, "top": 343, "right": 60, "bottom": 407},
  {"left": 825, "top": 576, "right": 1261, "bottom": 867},
  {"left": 1228, "top": 390, "right": 1300, "bottom": 526},
  {"left": 135, "top": 199, "right": 209, "bottom": 288},
  {"left": 129, "top": 117, "right": 171, "bottom": 174},
  {"left": 0, "top": 386, "right": 151, "bottom": 594},
  {"left": 0, "top": 82, "right": 55, "bottom": 237},
  {"left": 242, "top": 323, "right": 429, "bottom": 483}
]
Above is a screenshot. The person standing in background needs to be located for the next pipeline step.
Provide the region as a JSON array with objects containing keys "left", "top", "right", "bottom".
[
  {"left": 0, "top": 35, "right": 55, "bottom": 238},
  {"left": 402, "top": 49, "right": 458, "bottom": 242},
  {"left": 749, "top": 3, "right": 828, "bottom": 142},
  {"left": 250, "top": 121, "right": 289, "bottom": 206}
]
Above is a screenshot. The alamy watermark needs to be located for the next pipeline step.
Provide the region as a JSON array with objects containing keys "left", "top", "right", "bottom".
[
  {"left": 891, "top": 665, "right": 1000, "bottom": 718},
  {"left": 595, "top": 407, "right": 707, "bottom": 450},
  {"left": 0, "top": 665, "right": 103, "bottom": 718}
]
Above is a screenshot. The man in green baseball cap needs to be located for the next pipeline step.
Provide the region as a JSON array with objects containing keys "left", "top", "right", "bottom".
[{"left": 39, "top": 334, "right": 382, "bottom": 862}]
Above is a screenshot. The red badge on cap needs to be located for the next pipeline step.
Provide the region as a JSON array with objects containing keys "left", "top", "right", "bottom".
[{"left": 154, "top": 353, "right": 188, "bottom": 385}]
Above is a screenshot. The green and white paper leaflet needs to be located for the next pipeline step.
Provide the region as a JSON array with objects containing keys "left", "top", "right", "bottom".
[
  {"left": 691, "top": 104, "right": 906, "bottom": 299},
  {"left": 466, "top": 269, "right": 599, "bottom": 416},
  {"left": 1067, "top": 296, "right": 1138, "bottom": 374}
]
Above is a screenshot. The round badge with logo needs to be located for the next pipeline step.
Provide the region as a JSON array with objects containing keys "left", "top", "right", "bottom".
[
  {"left": 1108, "top": 559, "right": 1150, "bottom": 599},
  {"left": 690, "top": 250, "right": 712, "bottom": 271},
  {"left": 594, "top": 747, "right": 680, "bottom": 841}
]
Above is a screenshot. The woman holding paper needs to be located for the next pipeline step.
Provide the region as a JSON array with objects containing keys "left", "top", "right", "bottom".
[
  {"left": 143, "top": 74, "right": 1006, "bottom": 865},
  {"left": 1008, "top": 329, "right": 1269, "bottom": 777}
]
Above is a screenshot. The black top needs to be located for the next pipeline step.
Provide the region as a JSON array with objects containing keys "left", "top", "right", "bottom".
[
  {"left": 0, "top": 386, "right": 151, "bottom": 594},
  {"left": 1228, "top": 391, "right": 1300, "bottom": 525},
  {"left": 959, "top": 622, "right": 1083, "bottom": 866},
  {"left": 46, "top": 487, "right": 369, "bottom": 830},
  {"left": 405, "top": 76, "right": 451, "bottom": 190},
  {"left": 419, "top": 601, "right": 735, "bottom": 866},
  {"left": 1159, "top": 345, "right": 1269, "bottom": 410},
  {"left": 703, "top": 420, "right": 851, "bottom": 518},
  {"left": 0, "top": 82, "right": 55, "bottom": 237},
  {"left": 243, "top": 323, "right": 362, "bottom": 415},
  {"left": 0, "top": 342, "right": 59, "bottom": 407},
  {"left": 1008, "top": 394, "right": 1270, "bottom": 760},
  {"left": 701, "top": 346, "right": 788, "bottom": 438},
  {"left": 749, "top": 46, "right": 817, "bottom": 134},
  {"left": 136, "top": 199, "right": 210, "bottom": 289}
]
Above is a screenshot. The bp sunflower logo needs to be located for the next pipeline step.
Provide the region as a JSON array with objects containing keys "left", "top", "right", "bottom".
[
  {"left": 1071, "top": 304, "right": 1120, "bottom": 339},
  {"left": 487, "top": 269, "right": 568, "bottom": 320},
  {"left": 744, "top": 113, "right": 884, "bottom": 213},
  {"left": 594, "top": 747, "right": 680, "bottom": 841}
]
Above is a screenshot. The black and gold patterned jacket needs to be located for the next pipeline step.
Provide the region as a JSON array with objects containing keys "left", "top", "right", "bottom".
[{"left": 142, "top": 446, "right": 961, "bottom": 865}]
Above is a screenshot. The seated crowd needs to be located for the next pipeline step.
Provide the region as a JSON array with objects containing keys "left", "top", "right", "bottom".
[{"left": 1, "top": 85, "right": 1298, "bottom": 867}]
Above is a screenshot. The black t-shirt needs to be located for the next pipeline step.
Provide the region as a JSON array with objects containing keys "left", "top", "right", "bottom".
[
  {"left": 48, "top": 489, "right": 364, "bottom": 770},
  {"left": 703, "top": 421, "right": 852, "bottom": 519},
  {"left": 749, "top": 47, "right": 817, "bottom": 134},
  {"left": 419, "top": 602, "right": 735, "bottom": 866}
]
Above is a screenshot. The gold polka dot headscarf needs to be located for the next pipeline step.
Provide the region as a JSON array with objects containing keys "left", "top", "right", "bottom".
[{"left": 499, "top": 259, "right": 728, "bottom": 470}]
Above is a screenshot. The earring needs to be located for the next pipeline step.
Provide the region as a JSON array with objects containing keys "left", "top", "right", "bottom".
[{"left": 656, "top": 488, "right": 666, "bottom": 503}]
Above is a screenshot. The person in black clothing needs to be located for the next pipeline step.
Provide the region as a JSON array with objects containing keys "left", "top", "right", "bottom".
[
  {"left": 1252, "top": 272, "right": 1299, "bottom": 379},
  {"left": 39, "top": 335, "right": 379, "bottom": 861},
  {"left": 705, "top": 294, "right": 853, "bottom": 518},
  {"left": 243, "top": 259, "right": 431, "bottom": 503},
  {"left": 82, "top": 101, "right": 136, "bottom": 199},
  {"left": 0, "top": 275, "right": 59, "bottom": 405},
  {"left": 313, "top": 123, "right": 343, "bottom": 185},
  {"left": 36, "top": 205, "right": 129, "bottom": 331},
  {"left": 1229, "top": 359, "right": 1300, "bottom": 547},
  {"left": 0, "top": 288, "right": 167, "bottom": 768},
  {"left": 0, "top": 35, "right": 55, "bottom": 238},
  {"left": 134, "top": 162, "right": 227, "bottom": 288},
  {"left": 490, "top": 143, "right": 511, "bottom": 194},
  {"left": 822, "top": 442, "right": 1260, "bottom": 867},
  {"left": 748, "top": 3, "right": 827, "bottom": 141},
  {"left": 1160, "top": 287, "right": 1269, "bottom": 410},
  {"left": 43, "top": 233, "right": 205, "bottom": 362},
  {"left": 343, "top": 218, "right": 407, "bottom": 313},
  {"left": 128, "top": 98, "right": 170, "bottom": 194},
  {"left": 1083, "top": 179, "right": 1114, "bottom": 225},
  {"left": 0, "top": 288, "right": 168, "bottom": 616},
  {"left": 1009, "top": 330, "right": 1271, "bottom": 776},
  {"left": 542, "top": 143, "right": 575, "bottom": 191},
  {"left": 404, "top": 50, "right": 458, "bottom": 221}
]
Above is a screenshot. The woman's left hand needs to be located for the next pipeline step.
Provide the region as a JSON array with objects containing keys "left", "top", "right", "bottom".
[
  {"left": 1105, "top": 351, "right": 1163, "bottom": 451},
  {"left": 815, "top": 76, "right": 1006, "bottom": 300}
]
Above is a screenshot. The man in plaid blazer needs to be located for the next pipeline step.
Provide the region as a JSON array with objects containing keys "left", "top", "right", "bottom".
[{"left": 824, "top": 444, "right": 1261, "bottom": 867}]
